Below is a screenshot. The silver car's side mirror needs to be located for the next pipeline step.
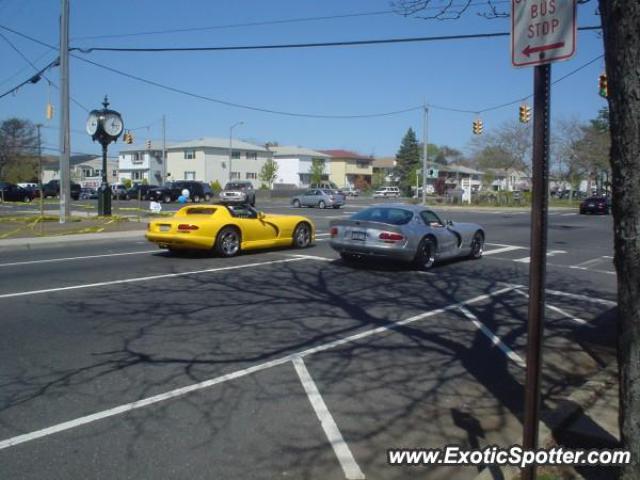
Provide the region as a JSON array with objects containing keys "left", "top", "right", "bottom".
[{"left": 446, "top": 220, "right": 454, "bottom": 226}]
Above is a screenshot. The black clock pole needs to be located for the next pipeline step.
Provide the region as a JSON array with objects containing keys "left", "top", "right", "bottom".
[{"left": 98, "top": 141, "right": 111, "bottom": 216}]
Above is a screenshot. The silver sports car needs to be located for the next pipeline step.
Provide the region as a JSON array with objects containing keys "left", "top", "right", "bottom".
[{"left": 329, "top": 204, "right": 484, "bottom": 270}]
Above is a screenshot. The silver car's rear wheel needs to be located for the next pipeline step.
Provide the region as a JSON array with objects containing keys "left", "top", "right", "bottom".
[
  {"left": 215, "top": 227, "right": 241, "bottom": 257},
  {"left": 292, "top": 199, "right": 301, "bottom": 208},
  {"left": 470, "top": 231, "right": 484, "bottom": 259},
  {"left": 318, "top": 200, "right": 326, "bottom": 209},
  {"left": 292, "top": 223, "right": 311, "bottom": 248},
  {"left": 415, "top": 237, "right": 436, "bottom": 270}
]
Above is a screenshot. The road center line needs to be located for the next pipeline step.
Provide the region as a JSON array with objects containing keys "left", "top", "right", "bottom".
[
  {"left": 0, "top": 257, "right": 307, "bottom": 299},
  {"left": 293, "top": 358, "right": 365, "bottom": 480},
  {"left": 458, "top": 306, "right": 526, "bottom": 368},
  {"left": 0, "top": 285, "right": 516, "bottom": 451},
  {"left": 0, "top": 250, "right": 159, "bottom": 268}
]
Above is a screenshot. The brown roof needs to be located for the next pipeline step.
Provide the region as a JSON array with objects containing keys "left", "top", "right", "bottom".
[
  {"left": 372, "top": 157, "right": 396, "bottom": 169},
  {"left": 320, "top": 149, "right": 372, "bottom": 161}
]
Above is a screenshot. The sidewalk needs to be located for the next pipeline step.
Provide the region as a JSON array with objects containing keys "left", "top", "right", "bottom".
[{"left": 475, "top": 364, "right": 620, "bottom": 480}]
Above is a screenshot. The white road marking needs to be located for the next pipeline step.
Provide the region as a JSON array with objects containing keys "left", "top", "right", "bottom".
[
  {"left": 316, "top": 232, "right": 330, "bottom": 237},
  {"left": 0, "top": 257, "right": 307, "bottom": 299},
  {"left": 486, "top": 242, "right": 526, "bottom": 248},
  {"left": 543, "top": 288, "right": 617, "bottom": 307},
  {"left": 560, "top": 213, "right": 577, "bottom": 216},
  {"left": 513, "top": 289, "right": 587, "bottom": 324},
  {"left": 458, "top": 306, "right": 526, "bottom": 368},
  {"left": 293, "top": 358, "right": 365, "bottom": 480},
  {"left": 0, "top": 250, "right": 158, "bottom": 268},
  {"left": 513, "top": 249, "right": 567, "bottom": 263},
  {"left": 569, "top": 256, "right": 615, "bottom": 275},
  {"left": 288, "top": 254, "right": 333, "bottom": 261},
  {"left": 483, "top": 245, "right": 526, "bottom": 256},
  {"left": 570, "top": 257, "right": 607, "bottom": 269},
  {"left": 0, "top": 285, "right": 517, "bottom": 451}
]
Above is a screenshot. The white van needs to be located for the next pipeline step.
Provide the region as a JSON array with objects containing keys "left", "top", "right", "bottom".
[{"left": 373, "top": 186, "right": 401, "bottom": 198}]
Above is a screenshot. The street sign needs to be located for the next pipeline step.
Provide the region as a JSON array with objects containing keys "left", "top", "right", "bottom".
[{"left": 512, "top": 0, "right": 577, "bottom": 67}]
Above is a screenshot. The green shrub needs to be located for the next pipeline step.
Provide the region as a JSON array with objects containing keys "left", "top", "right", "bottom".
[{"left": 210, "top": 180, "right": 222, "bottom": 194}]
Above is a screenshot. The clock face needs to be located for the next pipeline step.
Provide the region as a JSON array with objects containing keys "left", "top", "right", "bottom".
[
  {"left": 86, "top": 113, "right": 99, "bottom": 135},
  {"left": 104, "top": 113, "right": 124, "bottom": 137}
]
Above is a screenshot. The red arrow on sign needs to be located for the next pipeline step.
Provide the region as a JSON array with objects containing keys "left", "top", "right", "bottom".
[{"left": 522, "top": 42, "right": 565, "bottom": 57}]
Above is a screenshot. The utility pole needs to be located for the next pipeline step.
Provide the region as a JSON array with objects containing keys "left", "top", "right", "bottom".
[
  {"left": 422, "top": 103, "right": 429, "bottom": 204},
  {"left": 58, "top": 0, "right": 70, "bottom": 223},
  {"left": 161, "top": 114, "right": 166, "bottom": 185},
  {"left": 36, "top": 124, "right": 44, "bottom": 222}
]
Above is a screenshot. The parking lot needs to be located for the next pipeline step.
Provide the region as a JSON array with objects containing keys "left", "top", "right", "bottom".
[{"left": 0, "top": 204, "right": 617, "bottom": 479}]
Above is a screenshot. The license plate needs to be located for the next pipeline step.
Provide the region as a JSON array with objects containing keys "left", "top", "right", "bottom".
[
  {"left": 588, "top": 203, "right": 594, "bottom": 207},
  {"left": 159, "top": 225, "right": 170, "bottom": 232},
  {"left": 351, "top": 231, "right": 366, "bottom": 241}
]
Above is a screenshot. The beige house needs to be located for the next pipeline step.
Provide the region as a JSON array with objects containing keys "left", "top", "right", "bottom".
[
  {"left": 320, "top": 149, "right": 374, "bottom": 188},
  {"left": 166, "top": 138, "right": 271, "bottom": 187}
]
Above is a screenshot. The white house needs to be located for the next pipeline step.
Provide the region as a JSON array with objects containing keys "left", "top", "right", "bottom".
[
  {"left": 269, "top": 146, "right": 332, "bottom": 188},
  {"left": 166, "top": 137, "right": 270, "bottom": 187},
  {"left": 72, "top": 157, "right": 118, "bottom": 188},
  {"left": 118, "top": 141, "right": 165, "bottom": 185},
  {"left": 486, "top": 168, "right": 531, "bottom": 192}
]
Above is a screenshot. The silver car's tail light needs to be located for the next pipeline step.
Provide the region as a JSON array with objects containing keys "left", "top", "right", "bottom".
[
  {"left": 330, "top": 227, "right": 338, "bottom": 237},
  {"left": 379, "top": 232, "right": 404, "bottom": 242}
]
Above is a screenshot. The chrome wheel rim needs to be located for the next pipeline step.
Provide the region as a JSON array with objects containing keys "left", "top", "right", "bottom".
[
  {"left": 295, "top": 225, "right": 310, "bottom": 247},
  {"left": 421, "top": 242, "right": 435, "bottom": 269},
  {"left": 221, "top": 232, "right": 239, "bottom": 255},
  {"left": 471, "top": 234, "right": 484, "bottom": 258}
]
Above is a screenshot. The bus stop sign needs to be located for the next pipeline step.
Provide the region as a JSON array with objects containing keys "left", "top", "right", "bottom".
[{"left": 512, "top": 0, "right": 577, "bottom": 67}]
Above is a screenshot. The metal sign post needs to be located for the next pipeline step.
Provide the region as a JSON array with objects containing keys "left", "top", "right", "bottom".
[{"left": 521, "top": 63, "right": 551, "bottom": 480}]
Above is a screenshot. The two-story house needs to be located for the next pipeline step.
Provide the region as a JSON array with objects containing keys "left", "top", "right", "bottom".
[
  {"left": 166, "top": 138, "right": 271, "bottom": 187},
  {"left": 269, "top": 146, "right": 332, "bottom": 188},
  {"left": 320, "top": 149, "right": 374, "bottom": 188},
  {"left": 118, "top": 142, "right": 165, "bottom": 185}
]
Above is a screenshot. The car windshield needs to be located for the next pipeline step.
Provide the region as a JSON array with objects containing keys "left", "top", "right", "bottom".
[
  {"left": 351, "top": 207, "right": 414, "bottom": 225},
  {"left": 225, "top": 183, "right": 248, "bottom": 190}
]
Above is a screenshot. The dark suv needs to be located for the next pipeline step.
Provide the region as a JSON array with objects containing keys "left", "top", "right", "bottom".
[
  {"left": 0, "top": 182, "right": 37, "bottom": 202},
  {"left": 42, "top": 180, "right": 81, "bottom": 200},
  {"left": 169, "top": 181, "right": 213, "bottom": 203},
  {"left": 580, "top": 196, "right": 611, "bottom": 215},
  {"left": 125, "top": 184, "right": 160, "bottom": 201},
  {"left": 219, "top": 181, "right": 256, "bottom": 206}
]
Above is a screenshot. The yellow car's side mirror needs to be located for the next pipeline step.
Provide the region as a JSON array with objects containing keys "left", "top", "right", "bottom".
[{"left": 258, "top": 211, "right": 266, "bottom": 220}]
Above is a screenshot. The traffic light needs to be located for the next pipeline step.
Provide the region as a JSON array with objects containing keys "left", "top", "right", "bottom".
[
  {"left": 145, "top": 140, "right": 151, "bottom": 150},
  {"left": 599, "top": 73, "right": 608, "bottom": 98},
  {"left": 472, "top": 119, "right": 483, "bottom": 135},
  {"left": 519, "top": 104, "right": 532, "bottom": 123},
  {"left": 124, "top": 131, "right": 134, "bottom": 144},
  {"left": 46, "top": 103, "right": 54, "bottom": 120}
]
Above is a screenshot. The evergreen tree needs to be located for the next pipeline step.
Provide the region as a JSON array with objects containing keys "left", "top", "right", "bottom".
[{"left": 394, "top": 128, "right": 420, "bottom": 195}]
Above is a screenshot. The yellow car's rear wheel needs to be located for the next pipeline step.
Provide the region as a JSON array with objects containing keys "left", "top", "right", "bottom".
[
  {"left": 215, "top": 226, "right": 241, "bottom": 257},
  {"left": 292, "top": 222, "right": 312, "bottom": 248}
]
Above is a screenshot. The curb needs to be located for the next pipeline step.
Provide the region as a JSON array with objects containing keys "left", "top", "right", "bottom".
[
  {"left": 473, "top": 364, "right": 618, "bottom": 480},
  {"left": 0, "top": 229, "right": 146, "bottom": 249}
]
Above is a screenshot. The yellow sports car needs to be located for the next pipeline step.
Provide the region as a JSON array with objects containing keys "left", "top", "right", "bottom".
[{"left": 145, "top": 203, "right": 315, "bottom": 256}]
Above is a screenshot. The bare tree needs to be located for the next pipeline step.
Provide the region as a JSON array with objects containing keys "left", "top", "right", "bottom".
[
  {"left": 469, "top": 120, "right": 532, "bottom": 172},
  {"left": 599, "top": 1, "right": 640, "bottom": 478}
]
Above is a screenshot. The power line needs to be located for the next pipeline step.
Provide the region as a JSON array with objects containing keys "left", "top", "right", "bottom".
[
  {"left": 72, "top": 26, "right": 601, "bottom": 54},
  {"left": 0, "top": 57, "right": 58, "bottom": 99},
  {"left": 70, "top": 1, "right": 510, "bottom": 41}
]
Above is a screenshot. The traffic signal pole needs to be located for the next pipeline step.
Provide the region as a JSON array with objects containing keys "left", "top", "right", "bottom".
[
  {"left": 422, "top": 103, "right": 428, "bottom": 204},
  {"left": 521, "top": 63, "right": 551, "bottom": 480}
]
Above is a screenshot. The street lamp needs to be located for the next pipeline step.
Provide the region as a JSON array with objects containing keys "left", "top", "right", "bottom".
[
  {"left": 86, "top": 96, "right": 124, "bottom": 216},
  {"left": 228, "top": 121, "right": 244, "bottom": 184}
]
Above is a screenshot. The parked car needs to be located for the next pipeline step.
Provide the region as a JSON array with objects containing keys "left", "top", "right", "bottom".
[
  {"left": 169, "top": 181, "right": 214, "bottom": 203},
  {"left": 42, "top": 180, "right": 81, "bottom": 200},
  {"left": 79, "top": 188, "right": 98, "bottom": 200},
  {"left": 343, "top": 187, "right": 360, "bottom": 197},
  {"left": 219, "top": 181, "right": 256, "bottom": 206},
  {"left": 17, "top": 182, "right": 41, "bottom": 197},
  {"left": 580, "top": 196, "right": 611, "bottom": 215},
  {"left": 111, "top": 184, "right": 128, "bottom": 200},
  {"left": 0, "top": 181, "right": 36, "bottom": 202},
  {"left": 125, "top": 184, "right": 160, "bottom": 201},
  {"left": 373, "top": 186, "right": 401, "bottom": 198},
  {"left": 329, "top": 204, "right": 484, "bottom": 270},
  {"left": 146, "top": 203, "right": 315, "bottom": 256},
  {"left": 291, "top": 189, "right": 345, "bottom": 209}
]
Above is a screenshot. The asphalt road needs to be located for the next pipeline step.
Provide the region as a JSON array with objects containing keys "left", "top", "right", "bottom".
[{"left": 0, "top": 205, "right": 617, "bottom": 480}]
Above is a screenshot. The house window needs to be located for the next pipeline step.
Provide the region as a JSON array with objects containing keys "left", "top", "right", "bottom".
[
  {"left": 231, "top": 150, "right": 241, "bottom": 160},
  {"left": 356, "top": 160, "right": 368, "bottom": 169},
  {"left": 132, "top": 171, "right": 142, "bottom": 180},
  {"left": 231, "top": 172, "right": 241, "bottom": 180},
  {"left": 184, "top": 171, "right": 196, "bottom": 180},
  {"left": 112, "top": 170, "right": 118, "bottom": 177},
  {"left": 132, "top": 152, "right": 142, "bottom": 163},
  {"left": 184, "top": 150, "right": 196, "bottom": 159},
  {"left": 245, "top": 172, "right": 257, "bottom": 180},
  {"left": 246, "top": 151, "right": 257, "bottom": 160}
]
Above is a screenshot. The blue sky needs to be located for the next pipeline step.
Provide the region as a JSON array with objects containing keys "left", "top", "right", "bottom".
[{"left": 0, "top": 0, "right": 605, "bottom": 159}]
